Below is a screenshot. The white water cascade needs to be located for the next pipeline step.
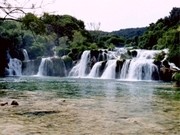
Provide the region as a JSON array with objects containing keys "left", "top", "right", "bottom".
[
  {"left": 124, "top": 49, "right": 160, "bottom": 80},
  {"left": 88, "top": 61, "right": 103, "bottom": 78},
  {"left": 35, "top": 56, "right": 68, "bottom": 76},
  {"left": 37, "top": 57, "right": 53, "bottom": 76},
  {"left": 69, "top": 51, "right": 90, "bottom": 77},
  {"left": 126, "top": 59, "right": 158, "bottom": 80},
  {"left": 22, "top": 49, "right": 29, "bottom": 61},
  {"left": 7, "top": 58, "right": 22, "bottom": 76},
  {"left": 101, "top": 60, "right": 117, "bottom": 79},
  {"left": 69, "top": 48, "right": 163, "bottom": 80}
]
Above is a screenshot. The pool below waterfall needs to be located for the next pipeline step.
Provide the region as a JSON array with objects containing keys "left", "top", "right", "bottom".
[{"left": 0, "top": 76, "right": 180, "bottom": 135}]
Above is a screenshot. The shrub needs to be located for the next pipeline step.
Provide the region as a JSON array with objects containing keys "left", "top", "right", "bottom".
[{"left": 174, "top": 72, "right": 180, "bottom": 81}]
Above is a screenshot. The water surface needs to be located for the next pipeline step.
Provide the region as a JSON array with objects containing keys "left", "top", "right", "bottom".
[{"left": 0, "top": 76, "right": 180, "bottom": 135}]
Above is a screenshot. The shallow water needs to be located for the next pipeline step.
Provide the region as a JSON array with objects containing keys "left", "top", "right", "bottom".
[{"left": 0, "top": 76, "right": 180, "bottom": 135}]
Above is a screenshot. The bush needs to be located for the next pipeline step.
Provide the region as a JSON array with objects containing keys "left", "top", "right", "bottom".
[
  {"left": 154, "top": 51, "right": 166, "bottom": 62},
  {"left": 174, "top": 72, "right": 180, "bottom": 81},
  {"left": 56, "top": 47, "right": 70, "bottom": 57},
  {"left": 88, "top": 43, "right": 98, "bottom": 50}
]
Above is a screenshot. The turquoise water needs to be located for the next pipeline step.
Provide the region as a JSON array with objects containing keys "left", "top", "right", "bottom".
[{"left": 0, "top": 76, "right": 180, "bottom": 135}]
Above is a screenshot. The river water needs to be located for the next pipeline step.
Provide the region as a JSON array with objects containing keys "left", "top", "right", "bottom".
[{"left": 0, "top": 76, "right": 180, "bottom": 135}]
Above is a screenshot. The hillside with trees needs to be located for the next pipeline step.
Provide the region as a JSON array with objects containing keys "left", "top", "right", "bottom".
[
  {"left": 129, "top": 7, "right": 180, "bottom": 67},
  {"left": 111, "top": 27, "right": 147, "bottom": 39}
]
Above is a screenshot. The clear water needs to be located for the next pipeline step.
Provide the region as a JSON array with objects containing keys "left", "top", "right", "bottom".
[{"left": 0, "top": 76, "right": 180, "bottom": 135}]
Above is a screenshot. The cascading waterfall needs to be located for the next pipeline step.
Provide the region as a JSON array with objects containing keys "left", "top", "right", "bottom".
[
  {"left": 7, "top": 58, "right": 22, "bottom": 76},
  {"left": 123, "top": 50, "right": 160, "bottom": 80},
  {"left": 5, "top": 50, "right": 22, "bottom": 76},
  {"left": 22, "top": 45, "right": 69, "bottom": 76},
  {"left": 126, "top": 59, "right": 158, "bottom": 80},
  {"left": 120, "top": 59, "right": 131, "bottom": 79},
  {"left": 101, "top": 60, "right": 117, "bottom": 79},
  {"left": 88, "top": 61, "right": 103, "bottom": 78},
  {"left": 35, "top": 57, "right": 68, "bottom": 77},
  {"left": 37, "top": 57, "right": 53, "bottom": 76},
  {"left": 22, "top": 49, "right": 29, "bottom": 61},
  {"left": 69, "top": 48, "right": 163, "bottom": 80},
  {"left": 69, "top": 51, "right": 90, "bottom": 77}
]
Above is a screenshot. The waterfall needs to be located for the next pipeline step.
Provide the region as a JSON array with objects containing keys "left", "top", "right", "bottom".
[
  {"left": 7, "top": 58, "right": 22, "bottom": 76},
  {"left": 22, "top": 49, "right": 29, "bottom": 61},
  {"left": 34, "top": 57, "right": 68, "bottom": 77},
  {"left": 120, "top": 59, "right": 131, "bottom": 79},
  {"left": 69, "top": 51, "right": 90, "bottom": 77},
  {"left": 123, "top": 50, "right": 160, "bottom": 80},
  {"left": 88, "top": 61, "right": 102, "bottom": 78},
  {"left": 101, "top": 60, "right": 117, "bottom": 79},
  {"left": 37, "top": 57, "right": 53, "bottom": 76},
  {"left": 69, "top": 48, "right": 163, "bottom": 80},
  {"left": 126, "top": 59, "right": 158, "bottom": 80}
]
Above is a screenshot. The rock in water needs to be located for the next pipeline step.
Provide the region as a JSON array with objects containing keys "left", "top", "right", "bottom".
[
  {"left": 0, "top": 102, "right": 8, "bottom": 106},
  {"left": 11, "top": 100, "right": 19, "bottom": 106}
]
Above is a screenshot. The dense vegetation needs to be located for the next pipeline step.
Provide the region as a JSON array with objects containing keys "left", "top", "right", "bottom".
[
  {"left": 0, "top": 13, "right": 127, "bottom": 60},
  {"left": 111, "top": 27, "right": 147, "bottom": 39}
]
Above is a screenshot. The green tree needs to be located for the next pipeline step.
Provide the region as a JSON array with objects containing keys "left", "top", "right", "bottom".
[{"left": 21, "top": 13, "right": 45, "bottom": 34}]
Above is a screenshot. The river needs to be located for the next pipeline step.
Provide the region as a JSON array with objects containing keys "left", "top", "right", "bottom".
[{"left": 0, "top": 76, "right": 180, "bottom": 135}]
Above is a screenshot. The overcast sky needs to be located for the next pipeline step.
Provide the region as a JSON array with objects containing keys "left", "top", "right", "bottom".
[{"left": 7, "top": 0, "right": 180, "bottom": 32}]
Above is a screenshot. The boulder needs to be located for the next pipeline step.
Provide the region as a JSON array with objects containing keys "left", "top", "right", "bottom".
[
  {"left": 0, "top": 102, "right": 8, "bottom": 106},
  {"left": 11, "top": 100, "right": 19, "bottom": 106},
  {"left": 160, "top": 67, "right": 174, "bottom": 82}
]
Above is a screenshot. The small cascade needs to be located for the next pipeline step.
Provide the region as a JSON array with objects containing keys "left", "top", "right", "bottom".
[
  {"left": 126, "top": 59, "right": 159, "bottom": 80},
  {"left": 34, "top": 57, "right": 68, "bottom": 77},
  {"left": 97, "top": 51, "right": 107, "bottom": 61},
  {"left": 88, "top": 61, "right": 103, "bottom": 78},
  {"left": 22, "top": 49, "right": 29, "bottom": 61},
  {"left": 122, "top": 49, "right": 161, "bottom": 80},
  {"left": 52, "top": 46, "right": 58, "bottom": 58},
  {"left": 7, "top": 58, "right": 22, "bottom": 76},
  {"left": 101, "top": 60, "right": 117, "bottom": 79},
  {"left": 37, "top": 57, "right": 53, "bottom": 76},
  {"left": 120, "top": 59, "right": 131, "bottom": 79},
  {"left": 69, "top": 51, "right": 90, "bottom": 77}
]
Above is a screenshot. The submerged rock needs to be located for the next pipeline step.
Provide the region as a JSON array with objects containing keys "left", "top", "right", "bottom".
[
  {"left": 0, "top": 102, "right": 8, "bottom": 106},
  {"left": 11, "top": 100, "right": 19, "bottom": 106}
]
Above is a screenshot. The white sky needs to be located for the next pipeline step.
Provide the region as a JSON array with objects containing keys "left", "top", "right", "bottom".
[{"left": 4, "top": 0, "right": 180, "bottom": 32}]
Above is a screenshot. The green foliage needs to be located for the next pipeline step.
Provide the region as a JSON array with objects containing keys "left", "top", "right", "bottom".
[
  {"left": 88, "top": 43, "right": 98, "bottom": 50},
  {"left": 29, "top": 42, "right": 45, "bottom": 59},
  {"left": 137, "top": 8, "right": 180, "bottom": 50},
  {"left": 70, "top": 31, "right": 87, "bottom": 48},
  {"left": 56, "top": 47, "right": 70, "bottom": 57},
  {"left": 174, "top": 73, "right": 180, "bottom": 81},
  {"left": 22, "top": 13, "right": 45, "bottom": 34},
  {"left": 111, "top": 27, "right": 147, "bottom": 39},
  {"left": 106, "top": 36, "right": 125, "bottom": 46},
  {"left": 41, "top": 13, "right": 85, "bottom": 39},
  {"left": 107, "top": 43, "right": 115, "bottom": 51},
  {"left": 154, "top": 51, "right": 166, "bottom": 62},
  {"left": 133, "top": 7, "right": 180, "bottom": 67}
]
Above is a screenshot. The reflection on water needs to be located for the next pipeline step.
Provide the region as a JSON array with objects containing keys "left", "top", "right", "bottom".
[{"left": 0, "top": 76, "right": 180, "bottom": 135}]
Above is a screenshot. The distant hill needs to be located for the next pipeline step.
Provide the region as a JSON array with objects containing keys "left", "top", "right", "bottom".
[{"left": 111, "top": 27, "right": 147, "bottom": 39}]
